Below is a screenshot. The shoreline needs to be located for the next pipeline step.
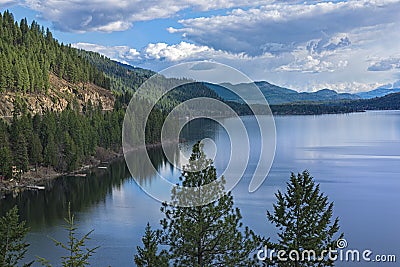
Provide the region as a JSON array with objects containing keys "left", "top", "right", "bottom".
[
  {"left": 0, "top": 147, "right": 122, "bottom": 196},
  {"left": 0, "top": 140, "right": 180, "bottom": 196},
  {"left": 2, "top": 109, "right": 397, "bottom": 196}
]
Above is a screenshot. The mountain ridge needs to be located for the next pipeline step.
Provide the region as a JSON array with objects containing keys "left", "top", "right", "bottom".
[{"left": 203, "top": 81, "right": 360, "bottom": 105}]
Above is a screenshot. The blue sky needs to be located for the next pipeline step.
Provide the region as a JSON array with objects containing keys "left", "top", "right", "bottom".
[{"left": 1, "top": 0, "right": 400, "bottom": 93}]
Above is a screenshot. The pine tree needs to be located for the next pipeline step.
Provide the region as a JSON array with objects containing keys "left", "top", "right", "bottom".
[
  {"left": 63, "top": 132, "right": 78, "bottom": 172},
  {"left": 0, "top": 129, "right": 12, "bottom": 179},
  {"left": 43, "top": 133, "right": 56, "bottom": 167},
  {"left": 266, "top": 171, "right": 343, "bottom": 267},
  {"left": 37, "top": 203, "right": 98, "bottom": 267},
  {"left": 134, "top": 223, "right": 169, "bottom": 267},
  {"left": 30, "top": 133, "right": 43, "bottom": 171},
  {"left": 13, "top": 132, "right": 29, "bottom": 175},
  {"left": 160, "top": 142, "right": 263, "bottom": 266},
  {"left": 0, "top": 206, "right": 33, "bottom": 267}
]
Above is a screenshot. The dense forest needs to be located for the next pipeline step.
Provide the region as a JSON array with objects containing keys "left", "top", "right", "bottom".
[
  {"left": 0, "top": 11, "right": 169, "bottom": 180},
  {"left": 0, "top": 93, "right": 168, "bottom": 180},
  {"left": 0, "top": 10, "right": 110, "bottom": 93},
  {"left": 226, "top": 93, "right": 400, "bottom": 116},
  {"left": 0, "top": 100, "right": 122, "bottom": 178},
  {"left": 267, "top": 92, "right": 400, "bottom": 115},
  {"left": 80, "top": 51, "right": 154, "bottom": 92}
]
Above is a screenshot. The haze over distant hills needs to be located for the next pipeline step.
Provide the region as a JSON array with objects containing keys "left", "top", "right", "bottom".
[{"left": 356, "top": 81, "right": 400, "bottom": 99}]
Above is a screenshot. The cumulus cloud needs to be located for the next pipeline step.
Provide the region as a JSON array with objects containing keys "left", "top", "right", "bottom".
[
  {"left": 74, "top": 41, "right": 253, "bottom": 64},
  {"left": 171, "top": 0, "right": 400, "bottom": 56},
  {"left": 144, "top": 42, "right": 211, "bottom": 61},
  {"left": 368, "top": 57, "right": 400, "bottom": 71},
  {"left": 307, "top": 34, "right": 351, "bottom": 55},
  {"left": 72, "top": 42, "right": 140, "bottom": 64},
  {"left": 277, "top": 55, "right": 348, "bottom": 73},
  {"left": 275, "top": 33, "right": 351, "bottom": 73},
  {"left": 11, "top": 0, "right": 266, "bottom": 32}
]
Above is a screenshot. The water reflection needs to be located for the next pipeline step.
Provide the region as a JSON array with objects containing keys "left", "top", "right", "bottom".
[
  {"left": 1, "top": 112, "right": 399, "bottom": 267},
  {"left": 0, "top": 159, "right": 131, "bottom": 229},
  {"left": 0, "top": 118, "right": 222, "bottom": 229}
]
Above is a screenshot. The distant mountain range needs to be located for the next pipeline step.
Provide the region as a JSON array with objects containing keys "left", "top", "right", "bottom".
[
  {"left": 356, "top": 88, "right": 400, "bottom": 99},
  {"left": 203, "top": 81, "right": 400, "bottom": 104}
]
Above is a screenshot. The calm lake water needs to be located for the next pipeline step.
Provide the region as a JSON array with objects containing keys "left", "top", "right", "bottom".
[{"left": 1, "top": 111, "right": 399, "bottom": 266}]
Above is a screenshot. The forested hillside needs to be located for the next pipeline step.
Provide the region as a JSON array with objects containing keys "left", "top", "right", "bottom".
[
  {"left": 0, "top": 11, "right": 166, "bottom": 183},
  {"left": 80, "top": 51, "right": 154, "bottom": 92},
  {"left": 0, "top": 10, "right": 110, "bottom": 93},
  {"left": 82, "top": 50, "right": 225, "bottom": 114},
  {"left": 0, "top": 104, "right": 124, "bottom": 178}
]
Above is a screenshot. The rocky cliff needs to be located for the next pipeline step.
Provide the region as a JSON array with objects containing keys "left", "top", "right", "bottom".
[{"left": 0, "top": 74, "right": 115, "bottom": 117}]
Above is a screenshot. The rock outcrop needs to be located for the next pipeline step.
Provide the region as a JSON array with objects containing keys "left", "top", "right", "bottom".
[{"left": 0, "top": 74, "right": 115, "bottom": 117}]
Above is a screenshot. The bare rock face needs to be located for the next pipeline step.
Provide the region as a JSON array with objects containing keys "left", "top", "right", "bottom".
[{"left": 0, "top": 74, "right": 115, "bottom": 117}]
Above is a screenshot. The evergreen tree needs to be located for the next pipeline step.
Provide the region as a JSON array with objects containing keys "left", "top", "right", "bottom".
[
  {"left": 30, "top": 133, "right": 43, "bottom": 171},
  {"left": 266, "top": 171, "right": 343, "bottom": 267},
  {"left": 0, "top": 10, "right": 111, "bottom": 92},
  {"left": 0, "top": 131, "right": 12, "bottom": 179},
  {"left": 43, "top": 133, "right": 56, "bottom": 167},
  {"left": 63, "top": 132, "right": 78, "bottom": 172},
  {"left": 0, "top": 206, "right": 33, "bottom": 267},
  {"left": 13, "top": 132, "right": 29, "bottom": 174},
  {"left": 0, "top": 143, "right": 12, "bottom": 179},
  {"left": 160, "top": 142, "right": 263, "bottom": 266},
  {"left": 37, "top": 203, "right": 98, "bottom": 267},
  {"left": 134, "top": 223, "right": 169, "bottom": 267}
]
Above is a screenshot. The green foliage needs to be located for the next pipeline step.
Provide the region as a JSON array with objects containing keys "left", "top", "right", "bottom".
[
  {"left": 158, "top": 142, "right": 263, "bottom": 266},
  {"left": 0, "top": 206, "right": 33, "bottom": 267},
  {"left": 0, "top": 122, "right": 12, "bottom": 178},
  {"left": 62, "top": 132, "right": 78, "bottom": 172},
  {"left": 0, "top": 10, "right": 110, "bottom": 93},
  {"left": 267, "top": 171, "right": 343, "bottom": 267},
  {"left": 80, "top": 51, "right": 153, "bottom": 93},
  {"left": 37, "top": 203, "right": 98, "bottom": 267},
  {"left": 134, "top": 223, "right": 169, "bottom": 267},
  {"left": 43, "top": 132, "right": 57, "bottom": 167},
  {"left": 29, "top": 132, "right": 43, "bottom": 170},
  {"left": 0, "top": 104, "right": 125, "bottom": 178},
  {"left": 238, "top": 92, "right": 400, "bottom": 116},
  {"left": 0, "top": 92, "right": 168, "bottom": 179},
  {"left": 13, "top": 132, "right": 29, "bottom": 174}
]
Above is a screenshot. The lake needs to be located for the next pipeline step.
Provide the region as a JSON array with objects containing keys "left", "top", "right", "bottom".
[{"left": 1, "top": 111, "right": 399, "bottom": 266}]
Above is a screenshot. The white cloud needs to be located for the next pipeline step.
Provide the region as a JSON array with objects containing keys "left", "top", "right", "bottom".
[
  {"left": 368, "top": 57, "right": 400, "bottom": 71},
  {"left": 277, "top": 55, "right": 348, "bottom": 73},
  {"left": 172, "top": 0, "right": 400, "bottom": 56},
  {"left": 144, "top": 42, "right": 211, "bottom": 61},
  {"left": 13, "top": 0, "right": 267, "bottom": 32},
  {"left": 72, "top": 42, "right": 140, "bottom": 64},
  {"left": 74, "top": 41, "right": 253, "bottom": 64},
  {"left": 92, "top": 21, "right": 132, "bottom": 32}
]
